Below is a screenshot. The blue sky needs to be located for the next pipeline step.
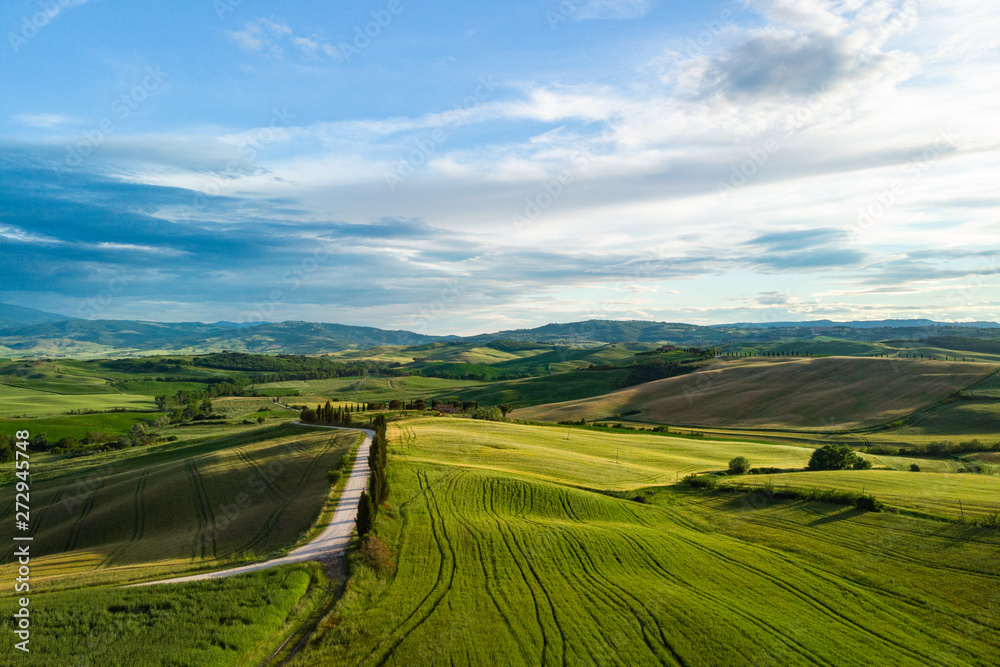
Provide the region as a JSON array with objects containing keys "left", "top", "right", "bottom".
[{"left": 1, "top": 0, "right": 998, "bottom": 334}]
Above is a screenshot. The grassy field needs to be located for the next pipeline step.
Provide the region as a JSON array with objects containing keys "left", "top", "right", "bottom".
[
  {"left": 290, "top": 417, "right": 1000, "bottom": 666},
  {"left": 256, "top": 376, "right": 485, "bottom": 402},
  {"left": 516, "top": 357, "right": 996, "bottom": 430},
  {"left": 721, "top": 469, "right": 1000, "bottom": 520},
  {"left": 449, "top": 368, "right": 629, "bottom": 409},
  {"left": 0, "top": 384, "right": 156, "bottom": 417},
  {"left": 1, "top": 563, "right": 325, "bottom": 667},
  {"left": 0, "top": 412, "right": 159, "bottom": 442},
  {"left": 0, "top": 423, "right": 358, "bottom": 589},
  {"left": 393, "top": 418, "right": 815, "bottom": 488}
]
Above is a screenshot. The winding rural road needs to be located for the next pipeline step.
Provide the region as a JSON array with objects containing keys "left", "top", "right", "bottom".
[{"left": 133, "top": 424, "right": 372, "bottom": 586}]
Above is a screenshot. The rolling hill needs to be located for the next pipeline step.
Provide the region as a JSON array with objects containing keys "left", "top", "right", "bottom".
[
  {"left": 514, "top": 356, "right": 998, "bottom": 430},
  {"left": 0, "top": 302, "right": 71, "bottom": 333},
  {"left": 3, "top": 314, "right": 1000, "bottom": 359}
]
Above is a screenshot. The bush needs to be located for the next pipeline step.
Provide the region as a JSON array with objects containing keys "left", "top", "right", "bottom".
[
  {"left": 358, "top": 535, "right": 396, "bottom": 575},
  {"left": 326, "top": 470, "right": 343, "bottom": 485},
  {"left": 852, "top": 458, "right": 873, "bottom": 470},
  {"left": 910, "top": 463, "right": 921, "bottom": 472},
  {"left": 854, "top": 494, "right": 884, "bottom": 512},
  {"left": 681, "top": 474, "right": 719, "bottom": 490},
  {"left": 728, "top": 456, "right": 751, "bottom": 476}
]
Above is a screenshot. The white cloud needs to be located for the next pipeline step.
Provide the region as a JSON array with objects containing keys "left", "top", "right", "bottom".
[{"left": 10, "top": 113, "right": 81, "bottom": 129}]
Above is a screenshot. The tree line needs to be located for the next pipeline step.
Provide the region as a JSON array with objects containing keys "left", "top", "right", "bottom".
[{"left": 357, "top": 413, "right": 389, "bottom": 538}]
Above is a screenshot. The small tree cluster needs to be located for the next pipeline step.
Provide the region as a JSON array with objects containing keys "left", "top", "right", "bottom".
[{"left": 807, "top": 445, "right": 872, "bottom": 471}]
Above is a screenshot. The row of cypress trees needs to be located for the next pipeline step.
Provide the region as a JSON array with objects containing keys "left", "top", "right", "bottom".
[
  {"left": 300, "top": 400, "right": 361, "bottom": 425},
  {"left": 357, "top": 414, "right": 389, "bottom": 538}
]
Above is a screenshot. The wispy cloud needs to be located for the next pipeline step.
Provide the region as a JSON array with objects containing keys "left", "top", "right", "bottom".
[
  {"left": 10, "top": 113, "right": 82, "bottom": 129},
  {"left": 574, "top": 0, "right": 656, "bottom": 20}
]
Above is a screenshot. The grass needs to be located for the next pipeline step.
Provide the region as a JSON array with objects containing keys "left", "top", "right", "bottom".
[
  {"left": 449, "top": 368, "right": 629, "bottom": 408},
  {"left": 0, "top": 412, "right": 159, "bottom": 442},
  {"left": 0, "top": 423, "right": 359, "bottom": 589},
  {"left": 256, "top": 376, "right": 485, "bottom": 402},
  {"left": 0, "top": 384, "right": 156, "bottom": 418},
  {"left": 516, "top": 356, "right": 996, "bottom": 430},
  {"left": 211, "top": 396, "right": 299, "bottom": 419},
  {"left": 721, "top": 469, "right": 1000, "bottom": 521},
  {"left": 392, "top": 417, "right": 815, "bottom": 489},
  {"left": 289, "top": 418, "right": 1000, "bottom": 666},
  {"left": 1, "top": 563, "right": 326, "bottom": 667}
]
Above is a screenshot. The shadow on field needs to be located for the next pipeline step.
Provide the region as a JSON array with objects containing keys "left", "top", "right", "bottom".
[{"left": 807, "top": 507, "right": 867, "bottom": 526}]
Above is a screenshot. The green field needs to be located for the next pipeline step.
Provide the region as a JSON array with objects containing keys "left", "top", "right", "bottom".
[
  {"left": 0, "top": 384, "right": 156, "bottom": 418},
  {"left": 257, "top": 375, "right": 485, "bottom": 402},
  {"left": 722, "top": 469, "right": 1000, "bottom": 520},
  {"left": 4, "top": 346, "right": 1000, "bottom": 665},
  {"left": 1, "top": 563, "right": 324, "bottom": 666},
  {"left": 290, "top": 418, "right": 1000, "bottom": 665},
  {"left": 394, "top": 418, "right": 814, "bottom": 488},
  {"left": 0, "top": 423, "right": 358, "bottom": 588},
  {"left": 0, "top": 412, "right": 160, "bottom": 442},
  {"left": 449, "top": 368, "right": 629, "bottom": 409}
]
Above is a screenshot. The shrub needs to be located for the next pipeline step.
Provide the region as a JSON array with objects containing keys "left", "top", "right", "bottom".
[
  {"left": 682, "top": 474, "right": 719, "bottom": 490},
  {"left": 852, "top": 459, "right": 873, "bottom": 470},
  {"left": 854, "top": 494, "right": 884, "bottom": 512},
  {"left": 910, "top": 463, "right": 921, "bottom": 472},
  {"left": 728, "top": 456, "right": 751, "bottom": 476},
  {"left": 971, "top": 513, "right": 1000, "bottom": 529},
  {"left": 326, "top": 470, "right": 343, "bottom": 485},
  {"left": 358, "top": 535, "right": 396, "bottom": 575}
]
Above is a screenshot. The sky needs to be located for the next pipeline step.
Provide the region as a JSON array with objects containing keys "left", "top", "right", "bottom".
[{"left": 0, "top": 0, "right": 998, "bottom": 335}]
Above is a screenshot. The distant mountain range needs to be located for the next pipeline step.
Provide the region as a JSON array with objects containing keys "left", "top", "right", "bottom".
[
  {"left": 725, "top": 319, "right": 1000, "bottom": 329},
  {"left": 0, "top": 304, "right": 997, "bottom": 358}
]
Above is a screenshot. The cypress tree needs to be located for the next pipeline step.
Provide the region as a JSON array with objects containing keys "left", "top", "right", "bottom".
[{"left": 356, "top": 491, "right": 374, "bottom": 538}]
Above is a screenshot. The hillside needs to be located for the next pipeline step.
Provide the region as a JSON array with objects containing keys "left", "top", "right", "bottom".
[
  {"left": 0, "top": 302, "right": 71, "bottom": 332},
  {"left": 0, "top": 320, "right": 442, "bottom": 357},
  {"left": 515, "top": 357, "right": 997, "bottom": 430}
]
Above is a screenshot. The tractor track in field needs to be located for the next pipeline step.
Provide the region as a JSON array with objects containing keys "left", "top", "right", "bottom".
[
  {"left": 186, "top": 459, "right": 217, "bottom": 560},
  {"left": 1, "top": 488, "right": 65, "bottom": 562},
  {"left": 236, "top": 448, "right": 288, "bottom": 502},
  {"left": 665, "top": 529, "right": 945, "bottom": 665},
  {"left": 619, "top": 529, "right": 835, "bottom": 667},
  {"left": 543, "top": 489, "right": 833, "bottom": 666},
  {"left": 739, "top": 511, "right": 1000, "bottom": 583},
  {"left": 552, "top": 523, "right": 685, "bottom": 666},
  {"left": 365, "top": 470, "right": 458, "bottom": 667},
  {"left": 486, "top": 477, "right": 567, "bottom": 667},
  {"left": 445, "top": 472, "right": 535, "bottom": 666},
  {"left": 64, "top": 479, "right": 104, "bottom": 552},
  {"left": 102, "top": 471, "right": 149, "bottom": 568},
  {"left": 521, "top": 490, "right": 682, "bottom": 665},
  {"left": 236, "top": 436, "right": 335, "bottom": 556}
]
